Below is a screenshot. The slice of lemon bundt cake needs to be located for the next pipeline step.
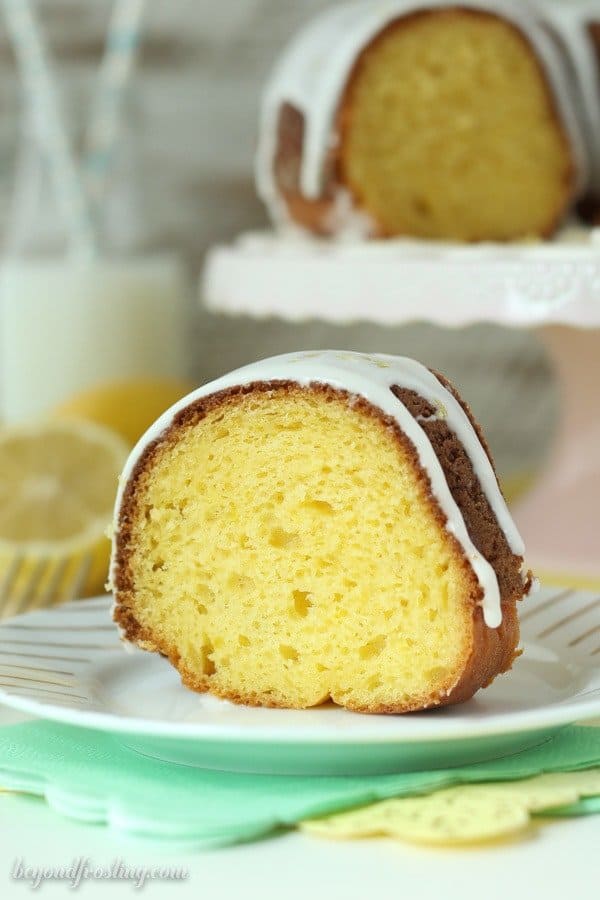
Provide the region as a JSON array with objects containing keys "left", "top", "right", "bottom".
[
  {"left": 257, "top": 0, "right": 597, "bottom": 241},
  {"left": 110, "top": 352, "right": 532, "bottom": 713}
]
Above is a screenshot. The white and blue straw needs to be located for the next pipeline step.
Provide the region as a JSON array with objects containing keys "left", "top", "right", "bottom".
[
  {"left": 2, "top": 0, "right": 147, "bottom": 257},
  {"left": 83, "top": 0, "right": 146, "bottom": 211},
  {"left": 1, "top": 0, "right": 96, "bottom": 258}
]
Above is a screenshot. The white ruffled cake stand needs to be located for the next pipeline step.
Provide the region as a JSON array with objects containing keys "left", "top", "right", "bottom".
[{"left": 203, "top": 227, "right": 600, "bottom": 585}]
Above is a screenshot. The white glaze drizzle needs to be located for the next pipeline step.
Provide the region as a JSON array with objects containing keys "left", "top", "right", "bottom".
[
  {"left": 110, "top": 351, "right": 528, "bottom": 630},
  {"left": 256, "top": 0, "right": 590, "bottom": 229}
]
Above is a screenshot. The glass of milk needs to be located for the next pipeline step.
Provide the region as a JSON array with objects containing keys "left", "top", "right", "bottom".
[
  {"left": 0, "top": 255, "right": 190, "bottom": 422},
  {"left": 1, "top": 79, "right": 191, "bottom": 423}
]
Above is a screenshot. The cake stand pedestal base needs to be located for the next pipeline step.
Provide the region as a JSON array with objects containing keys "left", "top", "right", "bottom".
[{"left": 513, "top": 325, "right": 600, "bottom": 585}]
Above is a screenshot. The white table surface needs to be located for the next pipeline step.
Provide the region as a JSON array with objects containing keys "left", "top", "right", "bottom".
[{"left": 0, "top": 706, "right": 598, "bottom": 900}]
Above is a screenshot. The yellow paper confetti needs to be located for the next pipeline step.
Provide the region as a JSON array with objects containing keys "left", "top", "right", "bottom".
[{"left": 301, "top": 768, "right": 600, "bottom": 847}]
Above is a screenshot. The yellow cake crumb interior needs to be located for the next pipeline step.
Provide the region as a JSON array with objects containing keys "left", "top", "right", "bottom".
[
  {"left": 125, "top": 387, "right": 475, "bottom": 711},
  {"left": 340, "top": 11, "right": 572, "bottom": 241}
]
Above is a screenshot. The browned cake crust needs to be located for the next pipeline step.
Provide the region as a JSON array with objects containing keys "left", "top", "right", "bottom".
[
  {"left": 588, "top": 21, "right": 600, "bottom": 90},
  {"left": 113, "top": 378, "right": 530, "bottom": 714},
  {"left": 273, "top": 102, "right": 339, "bottom": 236},
  {"left": 272, "top": 7, "right": 576, "bottom": 239},
  {"left": 576, "top": 23, "right": 600, "bottom": 225}
]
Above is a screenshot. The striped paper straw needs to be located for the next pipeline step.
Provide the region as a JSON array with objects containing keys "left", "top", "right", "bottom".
[
  {"left": 83, "top": 0, "right": 146, "bottom": 211},
  {"left": 1, "top": 0, "right": 96, "bottom": 258}
]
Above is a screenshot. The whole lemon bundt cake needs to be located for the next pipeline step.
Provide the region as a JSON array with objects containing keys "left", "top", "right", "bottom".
[
  {"left": 257, "top": 0, "right": 600, "bottom": 241},
  {"left": 110, "top": 351, "right": 532, "bottom": 714}
]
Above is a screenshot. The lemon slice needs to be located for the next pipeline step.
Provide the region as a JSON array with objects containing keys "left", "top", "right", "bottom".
[
  {"left": 0, "top": 419, "right": 129, "bottom": 616},
  {"left": 52, "top": 378, "right": 194, "bottom": 446}
]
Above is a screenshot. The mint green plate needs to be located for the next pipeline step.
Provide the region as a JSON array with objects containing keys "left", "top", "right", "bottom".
[{"left": 0, "top": 589, "right": 598, "bottom": 776}]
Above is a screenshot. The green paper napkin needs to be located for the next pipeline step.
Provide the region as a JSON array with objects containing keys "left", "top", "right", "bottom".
[
  {"left": 0, "top": 722, "right": 599, "bottom": 848},
  {"left": 541, "top": 795, "right": 600, "bottom": 817}
]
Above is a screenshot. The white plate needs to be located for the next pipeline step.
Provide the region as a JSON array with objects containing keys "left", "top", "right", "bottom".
[{"left": 0, "top": 586, "right": 598, "bottom": 775}]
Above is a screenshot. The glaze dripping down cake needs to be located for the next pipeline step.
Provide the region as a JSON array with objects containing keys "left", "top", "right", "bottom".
[
  {"left": 110, "top": 352, "right": 532, "bottom": 714},
  {"left": 257, "top": 0, "right": 600, "bottom": 241}
]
